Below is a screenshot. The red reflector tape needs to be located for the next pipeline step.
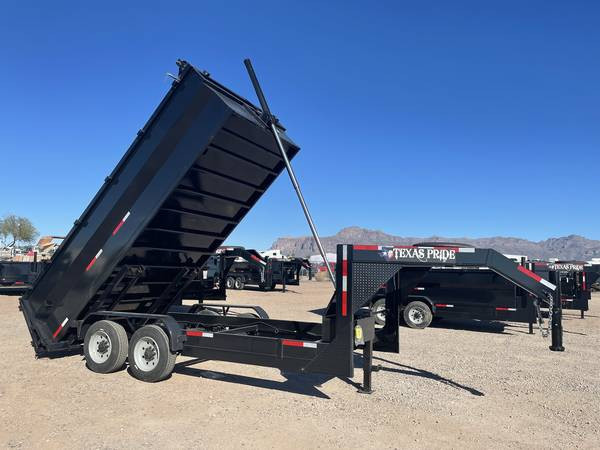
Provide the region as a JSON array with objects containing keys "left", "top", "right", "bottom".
[
  {"left": 435, "top": 304, "right": 454, "bottom": 308},
  {"left": 250, "top": 254, "right": 266, "bottom": 265},
  {"left": 354, "top": 245, "right": 381, "bottom": 251},
  {"left": 496, "top": 307, "right": 516, "bottom": 311},
  {"left": 282, "top": 339, "right": 317, "bottom": 348},
  {"left": 112, "top": 211, "right": 131, "bottom": 236},
  {"left": 85, "top": 249, "right": 103, "bottom": 272},
  {"left": 52, "top": 317, "right": 69, "bottom": 339},
  {"left": 517, "top": 265, "right": 542, "bottom": 282},
  {"left": 186, "top": 330, "right": 213, "bottom": 338}
]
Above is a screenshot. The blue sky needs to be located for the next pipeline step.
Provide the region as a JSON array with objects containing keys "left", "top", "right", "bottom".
[{"left": 1, "top": 1, "right": 598, "bottom": 250}]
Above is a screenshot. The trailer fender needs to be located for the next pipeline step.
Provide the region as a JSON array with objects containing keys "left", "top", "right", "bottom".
[{"left": 80, "top": 312, "right": 186, "bottom": 353}]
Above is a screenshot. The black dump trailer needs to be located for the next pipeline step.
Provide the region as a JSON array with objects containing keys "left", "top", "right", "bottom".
[
  {"left": 530, "top": 261, "right": 593, "bottom": 318},
  {"left": 0, "top": 261, "right": 45, "bottom": 295},
  {"left": 18, "top": 61, "right": 560, "bottom": 392},
  {"left": 217, "top": 246, "right": 272, "bottom": 290},
  {"left": 586, "top": 264, "right": 600, "bottom": 291},
  {"left": 369, "top": 244, "right": 557, "bottom": 333},
  {"left": 217, "top": 247, "right": 309, "bottom": 290}
]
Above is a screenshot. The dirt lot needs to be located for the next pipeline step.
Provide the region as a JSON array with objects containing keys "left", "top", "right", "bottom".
[{"left": 1, "top": 284, "right": 599, "bottom": 449}]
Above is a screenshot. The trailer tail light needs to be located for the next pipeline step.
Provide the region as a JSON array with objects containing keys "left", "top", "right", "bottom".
[
  {"left": 52, "top": 317, "right": 69, "bottom": 339},
  {"left": 496, "top": 307, "right": 516, "bottom": 311},
  {"left": 186, "top": 330, "right": 213, "bottom": 338},
  {"left": 282, "top": 339, "right": 317, "bottom": 348},
  {"left": 112, "top": 211, "right": 131, "bottom": 236}
]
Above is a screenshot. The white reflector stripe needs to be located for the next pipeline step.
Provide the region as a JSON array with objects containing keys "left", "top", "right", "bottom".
[
  {"left": 414, "top": 287, "right": 425, "bottom": 291},
  {"left": 496, "top": 307, "right": 517, "bottom": 311},
  {"left": 435, "top": 304, "right": 454, "bottom": 308},
  {"left": 540, "top": 278, "right": 556, "bottom": 290},
  {"left": 52, "top": 317, "right": 69, "bottom": 338},
  {"left": 85, "top": 249, "right": 103, "bottom": 272},
  {"left": 186, "top": 330, "right": 213, "bottom": 338},
  {"left": 458, "top": 247, "right": 475, "bottom": 253},
  {"left": 282, "top": 339, "right": 317, "bottom": 348}
]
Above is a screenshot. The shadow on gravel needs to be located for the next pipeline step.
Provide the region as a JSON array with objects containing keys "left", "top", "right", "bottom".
[
  {"left": 366, "top": 355, "right": 485, "bottom": 397},
  {"left": 240, "top": 286, "right": 301, "bottom": 294},
  {"left": 429, "top": 319, "right": 512, "bottom": 335},
  {"left": 174, "top": 360, "right": 331, "bottom": 399}
]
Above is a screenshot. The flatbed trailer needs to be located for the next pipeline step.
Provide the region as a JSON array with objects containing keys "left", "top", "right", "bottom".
[{"left": 19, "top": 60, "right": 560, "bottom": 392}]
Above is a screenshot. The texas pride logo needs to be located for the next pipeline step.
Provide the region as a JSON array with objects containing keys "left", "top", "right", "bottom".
[{"left": 383, "top": 246, "right": 457, "bottom": 263}]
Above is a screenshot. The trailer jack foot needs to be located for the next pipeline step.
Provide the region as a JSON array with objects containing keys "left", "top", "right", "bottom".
[
  {"left": 358, "top": 340, "right": 375, "bottom": 394},
  {"left": 549, "top": 345, "right": 565, "bottom": 352}
]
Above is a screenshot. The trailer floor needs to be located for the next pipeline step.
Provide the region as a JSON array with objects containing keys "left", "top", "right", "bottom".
[{"left": 1, "top": 286, "right": 599, "bottom": 449}]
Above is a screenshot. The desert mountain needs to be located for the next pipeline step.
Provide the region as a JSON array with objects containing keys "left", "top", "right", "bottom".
[{"left": 271, "top": 226, "right": 600, "bottom": 260}]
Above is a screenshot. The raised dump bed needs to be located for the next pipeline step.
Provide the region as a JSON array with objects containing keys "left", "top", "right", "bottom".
[{"left": 21, "top": 60, "right": 299, "bottom": 355}]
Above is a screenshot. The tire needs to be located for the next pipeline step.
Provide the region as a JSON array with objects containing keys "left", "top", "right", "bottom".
[
  {"left": 225, "top": 277, "right": 235, "bottom": 289},
  {"left": 371, "top": 298, "right": 387, "bottom": 326},
  {"left": 234, "top": 277, "right": 244, "bottom": 290},
  {"left": 128, "top": 325, "right": 176, "bottom": 382},
  {"left": 84, "top": 320, "right": 128, "bottom": 374},
  {"left": 403, "top": 301, "right": 433, "bottom": 329}
]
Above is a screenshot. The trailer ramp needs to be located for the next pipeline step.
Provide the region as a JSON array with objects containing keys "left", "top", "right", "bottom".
[{"left": 21, "top": 61, "right": 299, "bottom": 355}]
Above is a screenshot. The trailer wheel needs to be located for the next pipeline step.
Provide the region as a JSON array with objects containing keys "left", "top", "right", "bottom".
[
  {"left": 226, "top": 277, "right": 235, "bottom": 289},
  {"left": 234, "top": 277, "right": 244, "bottom": 290},
  {"left": 371, "top": 298, "right": 387, "bottom": 326},
  {"left": 84, "top": 320, "right": 128, "bottom": 374},
  {"left": 128, "top": 325, "right": 176, "bottom": 382},
  {"left": 403, "top": 301, "right": 432, "bottom": 329}
]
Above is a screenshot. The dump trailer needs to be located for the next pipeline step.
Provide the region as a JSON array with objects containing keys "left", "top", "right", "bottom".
[
  {"left": 218, "top": 247, "right": 308, "bottom": 290},
  {"left": 0, "top": 261, "right": 46, "bottom": 295},
  {"left": 369, "top": 244, "right": 557, "bottom": 333},
  {"left": 19, "top": 61, "right": 560, "bottom": 392},
  {"left": 529, "top": 261, "right": 592, "bottom": 318},
  {"left": 217, "top": 246, "right": 272, "bottom": 290},
  {"left": 586, "top": 264, "right": 600, "bottom": 291}
]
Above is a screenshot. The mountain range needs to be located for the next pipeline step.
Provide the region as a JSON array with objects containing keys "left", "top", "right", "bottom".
[{"left": 270, "top": 226, "right": 600, "bottom": 261}]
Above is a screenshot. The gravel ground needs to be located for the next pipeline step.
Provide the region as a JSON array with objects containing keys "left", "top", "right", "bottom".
[{"left": 0, "top": 284, "right": 598, "bottom": 449}]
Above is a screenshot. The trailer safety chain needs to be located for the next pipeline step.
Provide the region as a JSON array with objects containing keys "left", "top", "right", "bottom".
[{"left": 533, "top": 294, "right": 553, "bottom": 338}]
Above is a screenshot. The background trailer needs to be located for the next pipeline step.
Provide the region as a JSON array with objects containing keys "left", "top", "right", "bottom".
[
  {"left": 529, "top": 261, "right": 594, "bottom": 319},
  {"left": 217, "top": 246, "right": 311, "bottom": 290}
]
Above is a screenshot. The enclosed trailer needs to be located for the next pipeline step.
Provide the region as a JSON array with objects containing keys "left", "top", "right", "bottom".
[{"left": 19, "top": 60, "right": 560, "bottom": 392}]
